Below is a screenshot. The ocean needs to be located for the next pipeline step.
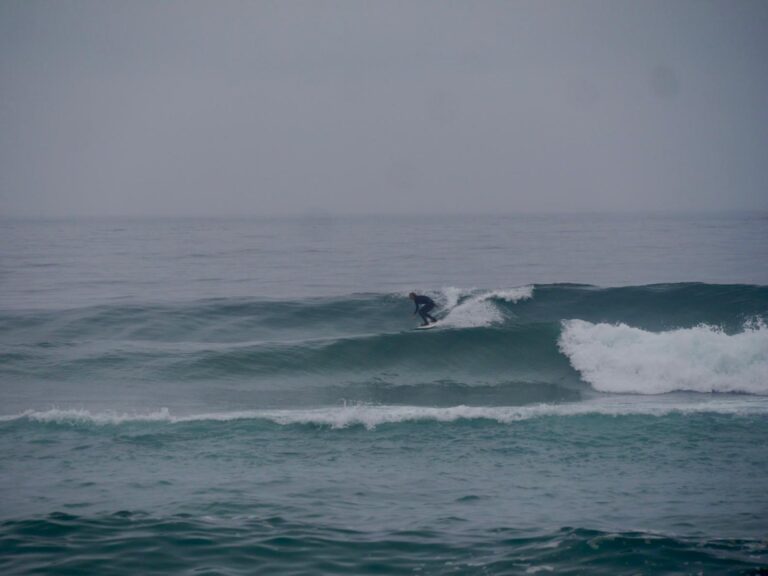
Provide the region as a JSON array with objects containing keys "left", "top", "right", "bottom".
[{"left": 1, "top": 213, "right": 767, "bottom": 575}]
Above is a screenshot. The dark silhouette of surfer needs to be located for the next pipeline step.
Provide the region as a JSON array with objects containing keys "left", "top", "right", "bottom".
[{"left": 409, "top": 292, "right": 437, "bottom": 326}]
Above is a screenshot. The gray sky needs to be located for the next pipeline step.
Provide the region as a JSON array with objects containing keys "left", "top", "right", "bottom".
[{"left": 1, "top": 0, "right": 767, "bottom": 216}]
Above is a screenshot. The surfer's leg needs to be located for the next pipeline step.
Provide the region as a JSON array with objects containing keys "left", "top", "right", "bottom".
[
  {"left": 418, "top": 307, "right": 430, "bottom": 326},
  {"left": 422, "top": 304, "right": 436, "bottom": 324}
]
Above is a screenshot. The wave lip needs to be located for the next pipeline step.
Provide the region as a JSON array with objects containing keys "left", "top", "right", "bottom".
[
  {"left": 4, "top": 396, "right": 768, "bottom": 429},
  {"left": 559, "top": 319, "right": 768, "bottom": 395}
]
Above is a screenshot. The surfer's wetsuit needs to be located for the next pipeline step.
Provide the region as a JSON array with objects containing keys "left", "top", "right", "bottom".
[{"left": 413, "top": 295, "right": 437, "bottom": 326}]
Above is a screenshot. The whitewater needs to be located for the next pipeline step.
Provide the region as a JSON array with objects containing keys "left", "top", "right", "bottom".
[{"left": 2, "top": 214, "right": 767, "bottom": 575}]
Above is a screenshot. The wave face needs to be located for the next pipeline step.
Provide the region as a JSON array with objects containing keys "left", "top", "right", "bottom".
[{"left": 1, "top": 283, "right": 767, "bottom": 401}]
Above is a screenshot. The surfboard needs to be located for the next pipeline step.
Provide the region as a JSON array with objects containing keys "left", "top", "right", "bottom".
[{"left": 414, "top": 322, "right": 440, "bottom": 330}]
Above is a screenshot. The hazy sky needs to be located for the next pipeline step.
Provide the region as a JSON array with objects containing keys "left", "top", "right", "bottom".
[{"left": 1, "top": 0, "right": 766, "bottom": 216}]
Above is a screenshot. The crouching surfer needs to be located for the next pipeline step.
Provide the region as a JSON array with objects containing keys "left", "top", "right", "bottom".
[{"left": 409, "top": 292, "right": 437, "bottom": 326}]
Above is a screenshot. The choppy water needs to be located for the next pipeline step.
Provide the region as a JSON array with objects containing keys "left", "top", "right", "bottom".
[{"left": 2, "top": 214, "right": 767, "bottom": 574}]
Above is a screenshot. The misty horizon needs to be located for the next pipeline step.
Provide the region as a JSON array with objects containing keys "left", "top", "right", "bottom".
[{"left": 2, "top": 0, "right": 767, "bottom": 217}]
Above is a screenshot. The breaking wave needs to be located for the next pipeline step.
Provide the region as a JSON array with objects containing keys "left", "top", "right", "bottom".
[{"left": 559, "top": 319, "right": 768, "bottom": 395}]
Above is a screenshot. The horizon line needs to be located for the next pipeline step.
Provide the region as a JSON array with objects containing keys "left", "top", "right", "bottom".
[{"left": 2, "top": 208, "right": 767, "bottom": 220}]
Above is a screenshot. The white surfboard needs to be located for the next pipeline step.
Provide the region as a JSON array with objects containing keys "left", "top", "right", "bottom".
[{"left": 414, "top": 322, "right": 440, "bottom": 330}]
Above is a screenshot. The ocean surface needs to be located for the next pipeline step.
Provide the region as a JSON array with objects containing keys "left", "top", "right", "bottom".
[{"left": 1, "top": 213, "right": 767, "bottom": 575}]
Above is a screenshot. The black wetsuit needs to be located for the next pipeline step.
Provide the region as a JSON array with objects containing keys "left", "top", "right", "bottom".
[{"left": 413, "top": 295, "right": 437, "bottom": 325}]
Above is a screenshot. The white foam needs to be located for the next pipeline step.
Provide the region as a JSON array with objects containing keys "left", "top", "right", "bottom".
[
  {"left": 558, "top": 319, "right": 768, "bottom": 395},
  {"left": 4, "top": 396, "right": 767, "bottom": 429},
  {"left": 480, "top": 286, "right": 535, "bottom": 303},
  {"left": 440, "top": 286, "right": 467, "bottom": 310},
  {"left": 440, "top": 297, "right": 503, "bottom": 328},
  {"left": 0, "top": 407, "right": 176, "bottom": 425},
  {"left": 525, "top": 567, "right": 555, "bottom": 574},
  {"left": 436, "top": 285, "right": 534, "bottom": 328}
]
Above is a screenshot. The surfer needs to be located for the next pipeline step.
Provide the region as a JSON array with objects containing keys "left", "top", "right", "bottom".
[{"left": 409, "top": 292, "right": 438, "bottom": 326}]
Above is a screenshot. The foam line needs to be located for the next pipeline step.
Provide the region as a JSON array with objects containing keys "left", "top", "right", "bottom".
[{"left": 3, "top": 396, "right": 767, "bottom": 429}]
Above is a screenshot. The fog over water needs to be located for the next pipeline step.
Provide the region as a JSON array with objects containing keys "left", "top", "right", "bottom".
[{"left": 1, "top": 0, "right": 767, "bottom": 217}]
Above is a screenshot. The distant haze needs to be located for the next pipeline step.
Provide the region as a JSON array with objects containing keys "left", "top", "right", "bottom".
[{"left": 1, "top": 0, "right": 767, "bottom": 217}]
